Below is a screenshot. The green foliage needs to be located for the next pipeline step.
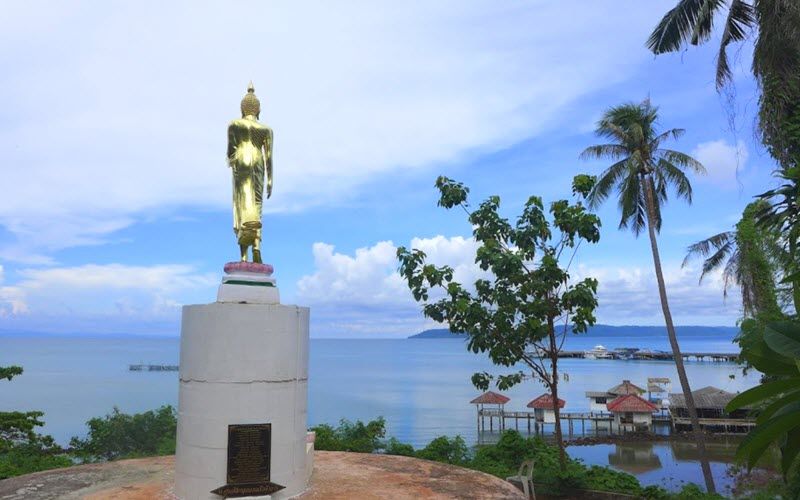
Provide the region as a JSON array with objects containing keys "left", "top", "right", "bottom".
[
  {"left": 384, "top": 437, "right": 415, "bottom": 457},
  {"left": 397, "top": 176, "right": 600, "bottom": 389},
  {"left": 0, "top": 410, "right": 46, "bottom": 450},
  {"left": 397, "top": 176, "right": 601, "bottom": 468},
  {"left": 647, "top": 0, "right": 800, "bottom": 174},
  {"left": 69, "top": 405, "right": 177, "bottom": 462},
  {"left": 0, "top": 441, "right": 72, "bottom": 480},
  {"left": 0, "top": 366, "right": 22, "bottom": 381},
  {"left": 309, "top": 417, "right": 386, "bottom": 453},
  {"left": 581, "top": 99, "right": 704, "bottom": 235},
  {"left": 0, "top": 364, "right": 69, "bottom": 479},
  {"left": 466, "top": 431, "right": 638, "bottom": 496},
  {"left": 571, "top": 174, "right": 596, "bottom": 198},
  {"left": 685, "top": 201, "right": 784, "bottom": 320},
  {"left": 415, "top": 435, "right": 468, "bottom": 465},
  {"left": 728, "top": 322, "right": 800, "bottom": 475},
  {"left": 583, "top": 465, "right": 641, "bottom": 494}
]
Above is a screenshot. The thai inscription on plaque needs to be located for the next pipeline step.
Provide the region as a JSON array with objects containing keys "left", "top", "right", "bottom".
[{"left": 211, "top": 423, "right": 285, "bottom": 498}]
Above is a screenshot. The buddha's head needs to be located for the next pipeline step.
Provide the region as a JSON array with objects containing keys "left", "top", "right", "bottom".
[{"left": 241, "top": 82, "right": 261, "bottom": 119}]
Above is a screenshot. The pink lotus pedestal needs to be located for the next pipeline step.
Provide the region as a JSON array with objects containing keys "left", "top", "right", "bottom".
[{"left": 216, "top": 261, "right": 279, "bottom": 304}]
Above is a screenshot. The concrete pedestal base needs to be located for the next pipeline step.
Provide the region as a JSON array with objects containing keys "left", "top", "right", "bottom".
[{"left": 175, "top": 302, "right": 310, "bottom": 500}]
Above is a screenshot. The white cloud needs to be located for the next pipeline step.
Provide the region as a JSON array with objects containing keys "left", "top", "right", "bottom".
[
  {"left": 692, "top": 139, "right": 748, "bottom": 188},
  {"left": 0, "top": 265, "right": 27, "bottom": 316},
  {"left": 296, "top": 236, "right": 487, "bottom": 336},
  {"left": 0, "top": 264, "right": 216, "bottom": 325},
  {"left": 573, "top": 262, "right": 740, "bottom": 324},
  {"left": 0, "top": 1, "right": 670, "bottom": 259},
  {"left": 296, "top": 236, "right": 740, "bottom": 337},
  {"left": 297, "top": 236, "right": 486, "bottom": 307}
]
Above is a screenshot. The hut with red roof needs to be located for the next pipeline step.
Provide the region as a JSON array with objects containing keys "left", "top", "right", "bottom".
[
  {"left": 606, "top": 393, "right": 659, "bottom": 431},
  {"left": 470, "top": 391, "right": 510, "bottom": 432},
  {"left": 526, "top": 393, "right": 565, "bottom": 424},
  {"left": 585, "top": 379, "right": 646, "bottom": 412}
]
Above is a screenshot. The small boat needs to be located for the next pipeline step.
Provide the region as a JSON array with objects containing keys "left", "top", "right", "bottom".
[{"left": 584, "top": 345, "right": 611, "bottom": 359}]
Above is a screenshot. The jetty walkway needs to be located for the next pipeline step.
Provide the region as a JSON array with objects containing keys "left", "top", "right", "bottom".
[
  {"left": 477, "top": 408, "right": 671, "bottom": 436},
  {"left": 556, "top": 350, "right": 737, "bottom": 362},
  {"left": 128, "top": 364, "right": 178, "bottom": 372}
]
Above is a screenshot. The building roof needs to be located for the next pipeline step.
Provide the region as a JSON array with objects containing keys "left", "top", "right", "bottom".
[
  {"left": 647, "top": 383, "right": 667, "bottom": 393},
  {"left": 527, "top": 394, "right": 566, "bottom": 409},
  {"left": 470, "top": 391, "right": 510, "bottom": 405},
  {"left": 585, "top": 391, "right": 612, "bottom": 399},
  {"left": 606, "top": 394, "right": 659, "bottom": 413},
  {"left": 608, "top": 380, "right": 645, "bottom": 396},
  {"left": 668, "top": 386, "right": 745, "bottom": 410}
]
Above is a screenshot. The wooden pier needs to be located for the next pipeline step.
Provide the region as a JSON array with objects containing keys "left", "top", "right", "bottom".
[
  {"left": 555, "top": 351, "right": 738, "bottom": 362},
  {"left": 477, "top": 408, "right": 619, "bottom": 435},
  {"left": 129, "top": 364, "right": 179, "bottom": 372}
]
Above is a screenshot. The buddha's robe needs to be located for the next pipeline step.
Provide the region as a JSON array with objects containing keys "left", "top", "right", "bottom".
[{"left": 227, "top": 118, "right": 272, "bottom": 245}]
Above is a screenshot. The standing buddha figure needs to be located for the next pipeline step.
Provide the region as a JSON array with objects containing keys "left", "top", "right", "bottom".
[{"left": 227, "top": 82, "right": 273, "bottom": 263}]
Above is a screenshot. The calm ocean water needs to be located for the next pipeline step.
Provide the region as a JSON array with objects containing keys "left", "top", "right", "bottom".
[{"left": 0, "top": 331, "right": 761, "bottom": 492}]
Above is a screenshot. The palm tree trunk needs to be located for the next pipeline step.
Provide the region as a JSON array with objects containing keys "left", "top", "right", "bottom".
[{"left": 643, "top": 176, "right": 717, "bottom": 494}]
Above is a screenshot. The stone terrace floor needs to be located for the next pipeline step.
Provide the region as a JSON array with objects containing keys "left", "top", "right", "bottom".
[{"left": 0, "top": 451, "right": 525, "bottom": 500}]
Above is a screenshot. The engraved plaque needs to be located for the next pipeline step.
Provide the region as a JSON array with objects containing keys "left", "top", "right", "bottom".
[
  {"left": 227, "top": 423, "right": 271, "bottom": 484},
  {"left": 211, "top": 423, "right": 284, "bottom": 498}
]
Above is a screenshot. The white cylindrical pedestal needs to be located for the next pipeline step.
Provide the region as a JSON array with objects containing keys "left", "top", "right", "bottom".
[{"left": 175, "top": 302, "right": 310, "bottom": 499}]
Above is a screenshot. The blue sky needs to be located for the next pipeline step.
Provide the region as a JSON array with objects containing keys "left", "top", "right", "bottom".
[{"left": 0, "top": 2, "right": 777, "bottom": 337}]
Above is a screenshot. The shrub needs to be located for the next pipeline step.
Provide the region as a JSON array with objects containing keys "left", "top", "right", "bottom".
[
  {"left": 309, "top": 417, "right": 386, "bottom": 453},
  {"left": 384, "top": 437, "right": 415, "bottom": 457},
  {"left": 583, "top": 465, "right": 641, "bottom": 493},
  {"left": 416, "top": 436, "right": 468, "bottom": 465},
  {"left": 69, "top": 405, "right": 177, "bottom": 462},
  {"left": 0, "top": 440, "right": 71, "bottom": 479}
]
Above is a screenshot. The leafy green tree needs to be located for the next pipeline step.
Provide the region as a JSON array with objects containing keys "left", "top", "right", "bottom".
[
  {"left": 727, "top": 322, "right": 800, "bottom": 483},
  {"left": 397, "top": 175, "right": 601, "bottom": 470},
  {"left": 580, "top": 99, "right": 715, "bottom": 492},
  {"left": 0, "top": 365, "right": 70, "bottom": 479},
  {"left": 69, "top": 405, "right": 177, "bottom": 462}
]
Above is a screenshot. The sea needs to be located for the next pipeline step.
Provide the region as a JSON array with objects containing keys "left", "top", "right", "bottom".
[{"left": 0, "top": 330, "right": 762, "bottom": 493}]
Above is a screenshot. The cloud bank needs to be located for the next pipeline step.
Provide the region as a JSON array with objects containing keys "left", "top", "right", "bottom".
[
  {"left": 1, "top": 1, "right": 667, "bottom": 261},
  {"left": 296, "top": 237, "right": 740, "bottom": 337}
]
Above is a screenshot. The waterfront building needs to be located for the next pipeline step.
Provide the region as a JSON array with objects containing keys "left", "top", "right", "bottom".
[
  {"left": 585, "top": 379, "right": 646, "bottom": 412},
  {"left": 668, "top": 386, "right": 755, "bottom": 433},
  {"left": 526, "top": 394, "right": 565, "bottom": 424},
  {"left": 606, "top": 394, "right": 659, "bottom": 431},
  {"left": 471, "top": 391, "right": 511, "bottom": 432},
  {"left": 647, "top": 377, "right": 671, "bottom": 413}
]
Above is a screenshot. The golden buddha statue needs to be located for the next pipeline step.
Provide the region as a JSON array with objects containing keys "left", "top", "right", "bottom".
[{"left": 227, "top": 82, "right": 273, "bottom": 263}]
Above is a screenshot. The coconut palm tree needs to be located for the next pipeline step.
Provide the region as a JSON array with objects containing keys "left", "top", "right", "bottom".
[
  {"left": 683, "top": 200, "right": 784, "bottom": 317},
  {"left": 580, "top": 100, "right": 717, "bottom": 493},
  {"left": 647, "top": 1, "right": 800, "bottom": 167}
]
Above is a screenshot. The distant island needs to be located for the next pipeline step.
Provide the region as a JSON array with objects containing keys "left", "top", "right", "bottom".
[
  {"left": 408, "top": 328, "right": 466, "bottom": 339},
  {"left": 408, "top": 324, "right": 738, "bottom": 339}
]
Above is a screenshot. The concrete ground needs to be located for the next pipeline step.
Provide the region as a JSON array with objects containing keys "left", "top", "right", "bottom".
[{"left": 0, "top": 452, "right": 525, "bottom": 500}]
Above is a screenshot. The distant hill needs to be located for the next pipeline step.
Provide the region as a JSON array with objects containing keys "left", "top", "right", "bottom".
[
  {"left": 408, "top": 324, "right": 738, "bottom": 339},
  {"left": 408, "top": 329, "right": 466, "bottom": 339}
]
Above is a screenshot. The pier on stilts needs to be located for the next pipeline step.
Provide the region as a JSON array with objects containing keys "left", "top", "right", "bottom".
[
  {"left": 475, "top": 407, "right": 673, "bottom": 438},
  {"left": 553, "top": 350, "right": 737, "bottom": 362}
]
